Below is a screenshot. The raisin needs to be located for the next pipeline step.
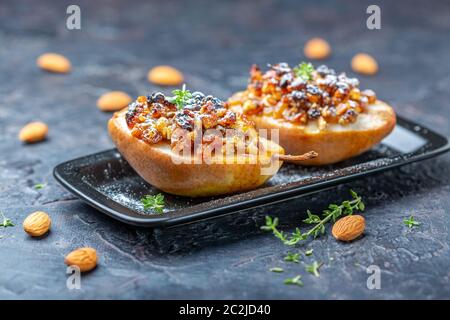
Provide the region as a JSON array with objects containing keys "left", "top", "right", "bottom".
[
  {"left": 175, "top": 112, "right": 194, "bottom": 130},
  {"left": 279, "top": 73, "right": 293, "bottom": 88},
  {"left": 151, "top": 92, "right": 165, "bottom": 103},
  {"left": 316, "top": 65, "right": 336, "bottom": 77},
  {"left": 307, "top": 108, "right": 322, "bottom": 119}
]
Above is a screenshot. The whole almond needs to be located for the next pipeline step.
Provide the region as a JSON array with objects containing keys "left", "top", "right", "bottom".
[
  {"left": 65, "top": 247, "right": 97, "bottom": 272},
  {"left": 36, "top": 53, "right": 71, "bottom": 73},
  {"left": 304, "top": 38, "right": 331, "bottom": 60},
  {"left": 18, "top": 122, "right": 48, "bottom": 143},
  {"left": 332, "top": 215, "right": 365, "bottom": 242},
  {"left": 97, "top": 91, "right": 133, "bottom": 112},
  {"left": 147, "top": 65, "right": 184, "bottom": 86},
  {"left": 23, "top": 211, "right": 51, "bottom": 237},
  {"left": 351, "top": 53, "right": 378, "bottom": 75}
]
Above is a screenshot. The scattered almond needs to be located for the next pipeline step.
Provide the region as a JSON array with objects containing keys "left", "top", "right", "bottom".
[
  {"left": 64, "top": 247, "right": 98, "bottom": 272},
  {"left": 97, "top": 91, "right": 133, "bottom": 112},
  {"left": 332, "top": 215, "right": 365, "bottom": 242},
  {"left": 147, "top": 65, "right": 184, "bottom": 86},
  {"left": 351, "top": 53, "right": 378, "bottom": 75},
  {"left": 304, "top": 38, "right": 331, "bottom": 60},
  {"left": 36, "top": 53, "right": 71, "bottom": 73},
  {"left": 23, "top": 211, "right": 51, "bottom": 237},
  {"left": 18, "top": 122, "right": 48, "bottom": 143}
]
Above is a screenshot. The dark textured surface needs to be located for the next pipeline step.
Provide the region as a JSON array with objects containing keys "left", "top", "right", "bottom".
[{"left": 1, "top": 0, "right": 450, "bottom": 299}]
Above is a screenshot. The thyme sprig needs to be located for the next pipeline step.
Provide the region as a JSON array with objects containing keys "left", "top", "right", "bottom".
[
  {"left": 403, "top": 215, "right": 420, "bottom": 229},
  {"left": 293, "top": 62, "right": 314, "bottom": 81},
  {"left": 34, "top": 183, "right": 46, "bottom": 190},
  {"left": 261, "top": 190, "right": 365, "bottom": 245},
  {"left": 168, "top": 84, "right": 192, "bottom": 110},
  {"left": 141, "top": 193, "right": 165, "bottom": 214},
  {"left": 306, "top": 261, "right": 323, "bottom": 277},
  {"left": 284, "top": 252, "right": 300, "bottom": 263},
  {"left": 284, "top": 275, "right": 303, "bottom": 287},
  {"left": 0, "top": 212, "right": 14, "bottom": 228}
]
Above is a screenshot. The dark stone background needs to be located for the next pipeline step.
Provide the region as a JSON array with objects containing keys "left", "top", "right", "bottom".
[{"left": 1, "top": 0, "right": 450, "bottom": 299}]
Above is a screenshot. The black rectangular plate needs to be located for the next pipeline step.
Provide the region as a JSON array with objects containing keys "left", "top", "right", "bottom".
[{"left": 53, "top": 116, "right": 450, "bottom": 228}]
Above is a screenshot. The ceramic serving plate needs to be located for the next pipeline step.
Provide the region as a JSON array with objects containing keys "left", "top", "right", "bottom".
[{"left": 54, "top": 116, "right": 450, "bottom": 227}]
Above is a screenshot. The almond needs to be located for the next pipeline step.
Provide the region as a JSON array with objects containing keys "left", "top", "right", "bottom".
[
  {"left": 64, "top": 247, "right": 97, "bottom": 272},
  {"left": 304, "top": 38, "right": 331, "bottom": 60},
  {"left": 97, "top": 91, "right": 133, "bottom": 112},
  {"left": 147, "top": 65, "right": 184, "bottom": 86},
  {"left": 351, "top": 53, "right": 378, "bottom": 75},
  {"left": 36, "top": 53, "right": 71, "bottom": 73},
  {"left": 18, "top": 122, "right": 48, "bottom": 143},
  {"left": 23, "top": 211, "right": 51, "bottom": 237},
  {"left": 332, "top": 215, "right": 365, "bottom": 242}
]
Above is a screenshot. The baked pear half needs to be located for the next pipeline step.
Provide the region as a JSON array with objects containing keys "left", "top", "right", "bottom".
[
  {"left": 109, "top": 90, "right": 317, "bottom": 197},
  {"left": 228, "top": 63, "right": 396, "bottom": 165}
]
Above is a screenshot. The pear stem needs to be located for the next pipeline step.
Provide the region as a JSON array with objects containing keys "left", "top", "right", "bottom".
[{"left": 274, "top": 151, "right": 318, "bottom": 162}]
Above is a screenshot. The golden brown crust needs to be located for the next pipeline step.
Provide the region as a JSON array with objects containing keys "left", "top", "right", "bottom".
[
  {"left": 109, "top": 109, "right": 285, "bottom": 197},
  {"left": 230, "top": 95, "right": 396, "bottom": 165}
]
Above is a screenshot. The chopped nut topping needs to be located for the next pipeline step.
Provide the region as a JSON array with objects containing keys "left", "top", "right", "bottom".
[
  {"left": 125, "top": 92, "right": 258, "bottom": 154},
  {"left": 228, "top": 63, "right": 377, "bottom": 125}
]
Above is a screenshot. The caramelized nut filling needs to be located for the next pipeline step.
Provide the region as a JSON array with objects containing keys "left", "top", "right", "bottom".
[
  {"left": 227, "top": 63, "right": 377, "bottom": 125},
  {"left": 125, "top": 92, "right": 258, "bottom": 154}
]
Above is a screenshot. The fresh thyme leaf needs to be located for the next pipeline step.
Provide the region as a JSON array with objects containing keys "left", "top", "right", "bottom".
[
  {"left": 34, "top": 183, "right": 45, "bottom": 190},
  {"left": 284, "top": 275, "right": 303, "bottom": 287},
  {"left": 168, "top": 84, "right": 192, "bottom": 110},
  {"left": 270, "top": 267, "right": 284, "bottom": 273},
  {"left": 403, "top": 215, "right": 420, "bottom": 229},
  {"left": 261, "top": 216, "right": 288, "bottom": 242},
  {"left": 261, "top": 216, "right": 277, "bottom": 231},
  {"left": 358, "top": 201, "right": 365, "bottom": 211},
  {"left": 306, "top": 261, "right": 323, "bottom": 277},
  {"left": 305, "top": 249, "right": 314, "bottom": 256},
  {"left": 3, "top": 219, "right": 14, "bottom": 227},
  {"left": 293, "top": 62, "right": 314, "bottom": 81},
  {"left": 283, "top": 228, "right": 306, "bottom": 246},
  {"left": 262, "top": 190, "right": 365, "bottom": 245},
  {"left": 0, "top": 212, "right": 14, "bottom": 228},
  {"left": 284, "top": 252, "right": 300, "bottom": 263},
  {"left": 140, "top": 193, "right": 165, "bottom": 214},
  {"left": 303, "top": 210, "right": 321, "bottom": 224}
]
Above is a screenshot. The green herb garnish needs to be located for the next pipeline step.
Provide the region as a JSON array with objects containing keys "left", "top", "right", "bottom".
[
  {"left": 293, "top": 62, "right": 314, "bottom": 81},
  {"left": 261, "top": 190, "right": 364, "bottom": 245},
  {"left": 260, "top": 216, "right": 285, "bottom": 240},
  {"left": 34, "top": 183, "right": 46, "bottom": 190},
  {"left": 305, "top": 249, "right": 314, "bottom": 256},
  {"left": 168, "top": 84, "right": 192, "bottom": 110},
  {"left": 0, "top": 212, "right": 14, "bottom": 228},
  {"left": 403, "top": 215, "right": 420, "bottom": 229},
  {"left": 140, "top": 193, "right": 165, "bottom": 214},
  {"left": 284, "top": 252, "right": 300, "bottom": 263},
  {"left": 270, "top": 267, "right": 284, "bottom": 273},
  {"left": 306, "top": 261, "right": 323, "bottom": 277},
  {"left": 284, "top": 275, "right": 303, "bottom": 287}
]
